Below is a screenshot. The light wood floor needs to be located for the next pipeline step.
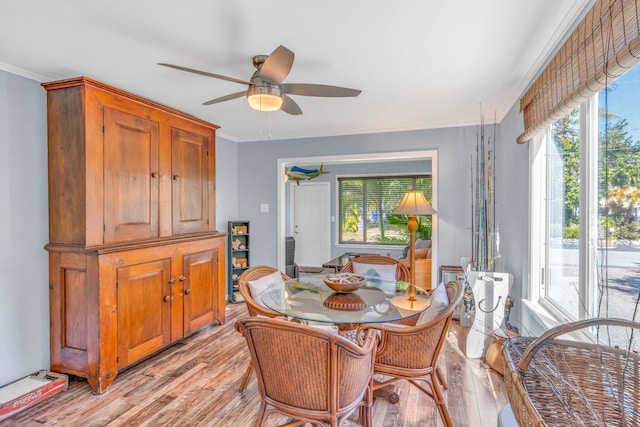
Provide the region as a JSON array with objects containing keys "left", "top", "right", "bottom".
[{"left": 2, "top": 303, "right": 508, "bottom": 426}]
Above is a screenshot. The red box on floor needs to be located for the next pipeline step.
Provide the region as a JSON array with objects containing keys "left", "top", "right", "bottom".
[{"left": 0, "top": 370, "right": 68, "bottom": 422}]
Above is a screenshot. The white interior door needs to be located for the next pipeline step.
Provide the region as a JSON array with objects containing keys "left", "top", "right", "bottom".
[{"left": 293, "top": 182, "right": 331, "bottom": 267}]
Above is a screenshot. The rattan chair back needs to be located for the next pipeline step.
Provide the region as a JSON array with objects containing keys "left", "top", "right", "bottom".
[
  {"left": 360, "top": 280, "right": 463, "bottom": 427},
  {"left": 339, "top": 255, "right": 410, "bottom": 282},
  {"left": 238, "top": 265, "right": 290, "bottom": 318},
  {"left": 236, "top": 265, "right": 291, "bottom": 393},
  {"left": 235, "top": 316, "right": 378, "bottom": 427}
]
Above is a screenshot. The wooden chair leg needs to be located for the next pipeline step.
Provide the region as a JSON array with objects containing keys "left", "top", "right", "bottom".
[
  {"left": 239, "top": 361, "right": 254, "bottom": 393},
  {"left": 358, "top": 385, "right": 373, "bottom": 427},
  {"left": 256, "top": 402, "right": 268, "bottom": 427},
  {"left": 430, "top": 372, "right": 453, "bottom": 427},
  {"left": 436, "top": 365, "right": 448, "bottom": 389},
  {"left": 361, "top": 402, "right": 373, "bottom": 427}
]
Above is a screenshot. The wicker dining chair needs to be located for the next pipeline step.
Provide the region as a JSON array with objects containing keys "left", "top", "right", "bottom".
[
  {"left": 339, "top": 255, "right": 410, "bottom": 282},
  {"left": 341, "top": 254, "right": 453, "bottom": 390},
  {"left": 358, "top": 280, "right": 463, "bottom": 427},
  {"left": 237, "top": 265, "right": 291, "bottom": 392},
  {"left": 235, "top": 316, "right": 378, "bottom": 427}
]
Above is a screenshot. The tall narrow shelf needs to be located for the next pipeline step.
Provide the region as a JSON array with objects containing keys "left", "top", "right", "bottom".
[{"left": 228, "top": 221, "right": 250, "bottom": 303}]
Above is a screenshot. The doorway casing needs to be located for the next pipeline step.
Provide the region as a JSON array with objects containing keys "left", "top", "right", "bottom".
[{"left": 277, "top": 150, "right": 438, "bottom": 278}]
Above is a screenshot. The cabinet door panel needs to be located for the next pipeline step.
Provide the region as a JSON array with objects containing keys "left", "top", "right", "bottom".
[
  {"left": 183, "top": 248, "right": 218, "bottom": 334},
  {"left": 117, "top": 258, "right": 171, "bottom": 367},
  {"left": 104, "top": 107, "right": 160, "bottom": 243},
  {"left": 171, "top": 128, "right": 209, "bottom": 235}
]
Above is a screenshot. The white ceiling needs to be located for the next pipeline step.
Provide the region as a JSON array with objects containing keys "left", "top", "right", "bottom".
[{"left": 1, "top": 0, "right": 591, "bottom": 142}]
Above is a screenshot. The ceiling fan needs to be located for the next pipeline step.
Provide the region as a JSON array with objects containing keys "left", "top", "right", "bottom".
[{"left": 158, "top": 45, "right": 361, "bottom": 115}]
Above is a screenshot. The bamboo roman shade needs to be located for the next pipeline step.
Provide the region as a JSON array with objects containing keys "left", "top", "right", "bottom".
[{"left": 517, "top": 0, "right": 640, "bottom": 143}]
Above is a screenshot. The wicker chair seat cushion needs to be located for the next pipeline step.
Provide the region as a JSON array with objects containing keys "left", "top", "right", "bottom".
[
  {"left": 417, "top": 281, "right": 449, "bottom": 324},
  {"left": 398, "top": 248, "right": 431, "bottom": 270},
  {"left": 301, "top": 313, "right": 339, "bottom": 334},
  {"left": 309, "top": 324, "right": 339, "bottom": 334},
  {"left": 248, "top": 270, "right": 285, "bottom": 306},
  {"left": 353, "top": 262, "right": 397, "bottom": 281},
  {"left": 402, "top": 247, "right": 430, "bottom": 260},
  {"left": 400, "top": 239, "right": 432, "bottom": 257},
  {"left": 417, "top": 248, "right": 431, "bottom": 259}
]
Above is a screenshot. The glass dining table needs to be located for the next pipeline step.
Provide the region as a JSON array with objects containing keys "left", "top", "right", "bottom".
[
  {"left": 260, "top": 274, "right": 431, "bottom": 334},
  {"left": 261, "top": 274, "right": 431, "bottom": 404}
]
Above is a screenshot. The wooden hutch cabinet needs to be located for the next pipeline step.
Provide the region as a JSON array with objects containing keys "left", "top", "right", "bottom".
[{"left": 43, "top": 77, "right": 226, "bottom": 394}]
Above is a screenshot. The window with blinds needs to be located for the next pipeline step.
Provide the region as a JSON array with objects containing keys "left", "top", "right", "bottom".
[{"left": 338, "top": 175, "right": 432, "bottom": 244}]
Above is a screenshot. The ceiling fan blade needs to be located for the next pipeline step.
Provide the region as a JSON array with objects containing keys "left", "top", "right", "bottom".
[
  {"left": 280, "top": 95, "right": 303, "bottom": 115},
  {"left": 202, "top": 91, "right": 247, "bottom": 105},
  {"left": 282, "top": 83, "right": 361, "bottom": 97},
  {"left": 158, "top": 63, "right": 250, "bottom": 85},
  {"left": 259, "top": 45, "right": 294, "bottom": 84}
]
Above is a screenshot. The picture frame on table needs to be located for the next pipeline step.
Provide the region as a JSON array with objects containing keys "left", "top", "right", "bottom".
[{"left": 439, "top": 265, "right": 466, "bottom": 320}]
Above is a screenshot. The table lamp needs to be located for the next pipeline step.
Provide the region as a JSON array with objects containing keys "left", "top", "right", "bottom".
[{"left": 393, "top": 190, "right": 436, "bottom": 301}]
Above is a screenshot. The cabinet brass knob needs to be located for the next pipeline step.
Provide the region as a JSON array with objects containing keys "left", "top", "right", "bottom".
[
  {"left": 184, "top": 288, "right": 191, "bottom": 295},
  {"left": 168, "top": 277, "right": 176, "bottom": 284},
  {"left": 151, "top": 172, "right": 158, "bottom": 178},
  {"left": 164, "top": 295, "right": 171, "bottom": 302},
  {"left": 179, "top": 275, "right": 186, "bottom": 281},
  {"left": 173, "top": 174, "right": 180, "bottom": 181}
]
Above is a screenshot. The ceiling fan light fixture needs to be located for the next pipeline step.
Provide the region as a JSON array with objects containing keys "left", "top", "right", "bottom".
[
  {"left": 246, "top": 86, "right": 283, "bottom": 112},
  {"left": 160, "top": 45, "right": 361, "bottom": 115}
]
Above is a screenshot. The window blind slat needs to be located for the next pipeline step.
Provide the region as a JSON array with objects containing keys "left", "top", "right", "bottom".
[{"left": 518, "top": 0, "right": 640, "bottom": 144}]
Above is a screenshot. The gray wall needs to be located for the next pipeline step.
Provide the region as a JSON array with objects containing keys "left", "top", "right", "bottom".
[
  {"left": 494, "top": 103, "right": 529, "bottom": 323},
  {"left": 0, "top": 66, "right": 530, "bottom": 386},
  {"left": 0, "top": 72, "right": 49, "bottom": 386},
  {"left": 237, "top": 127, "right": 479, "bottom": 269},
  {"left": 214, "top": 137, "right": 240, "bottom": 231}
]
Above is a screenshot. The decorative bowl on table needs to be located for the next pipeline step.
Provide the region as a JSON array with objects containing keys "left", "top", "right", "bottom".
[
  {"left": 322, "top": 273, "right": 366, "bottom": 293},
  {"left": 323, "top": 292, "right": 367, "bottom": 311}
]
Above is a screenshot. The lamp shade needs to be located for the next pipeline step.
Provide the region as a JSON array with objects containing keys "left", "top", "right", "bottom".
[{"left": 392, "top": 190, "right": 436, "bottom": 215}]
